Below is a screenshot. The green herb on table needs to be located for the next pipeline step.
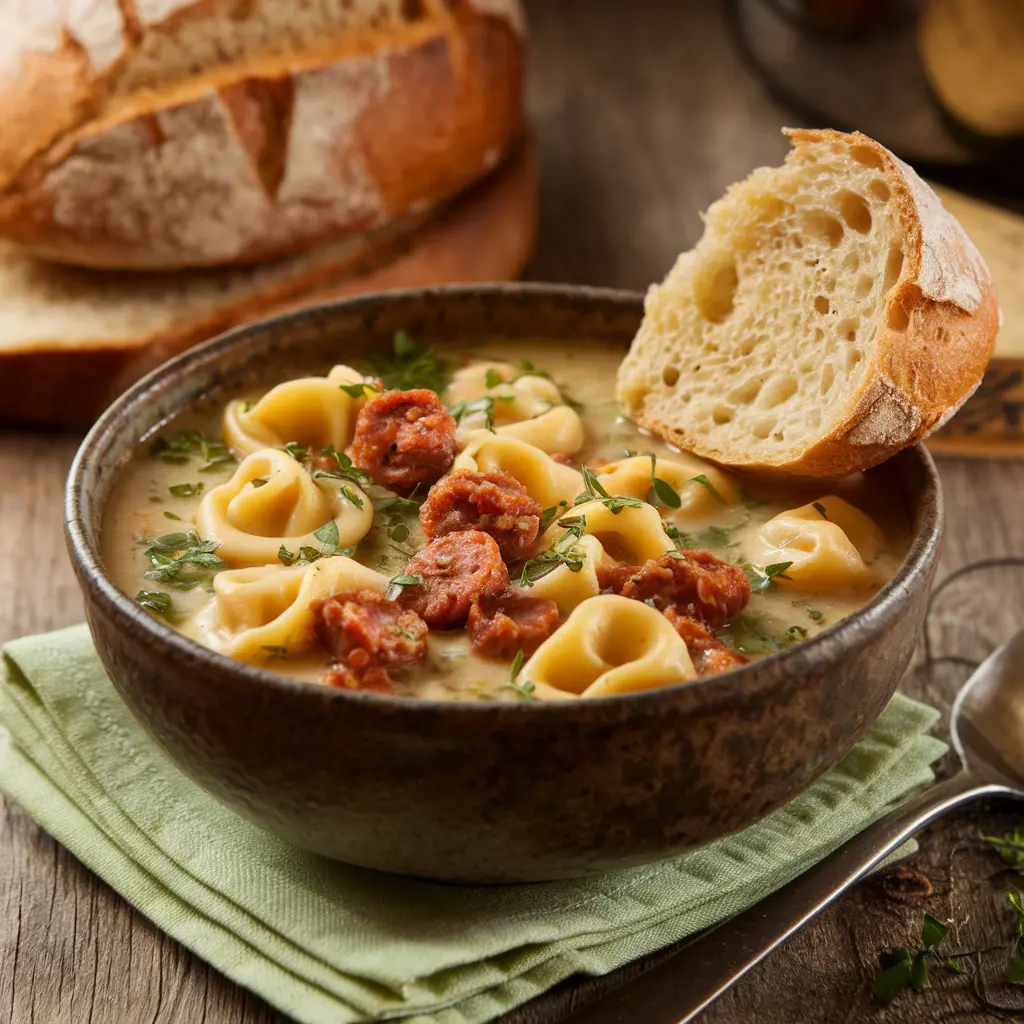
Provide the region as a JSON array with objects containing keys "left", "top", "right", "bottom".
[
  {"left": 519, "top": 515, "right": 587, "bottom": 586},
  {"left": 743, "top": 561, "right": 793, "bottom": 593},
  {"left": 647, "top": 455, "right": 682, "bottom": 509},
  {"left": 169, "top": 482, "right": 204, "bottom": 498},
  {"left": 1005, "top": 890, "right": 1024, "bottom": 983},
  {"left": 150, "top": 429, "right": 235, "bottom": 473},
  {"left": 365, "top": 330, "right": 452, "bottom": 394},
  {"left": 574, "top": 465, "right": 644, "bottom": 515},
  {"left": 136, "top": 590, "right": 173, "bottom": 615},
  {"left": 142, "top": 531, "right": 224, "bottom": 590},
  {"left": 873, "top": 914, "right": 965, "bottom": 1004},
  {"left": 984, "top": 828, "right": 1024, "bottom": 873}
]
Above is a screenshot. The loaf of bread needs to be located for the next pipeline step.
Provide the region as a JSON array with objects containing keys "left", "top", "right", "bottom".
[
  {"left": 0, "top": 141, "right": 536, "bottom": 429},
  {"left": 0, "top": 0, "right": 524, "bottom": 269},
  {"left": 617, "top": 128, "right": 999, "bottom": 477}
]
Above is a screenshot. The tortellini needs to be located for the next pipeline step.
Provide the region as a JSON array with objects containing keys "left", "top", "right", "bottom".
[
  {"left": 749, "top": 495, "right": 886, "bottom": 593},
  {"left": 515, "top": 535, "right": 608, "bottom": 614},
  {"left": 595, "top": 454, "right": 739, "bottom": 520},
  {"left": 195, "top": 448, "right": 372, "bottom": 567},
  {"left": 541, "top": 500, "right": 675, "bottom": 565},
  {"left": 446, "top": 362, "right": 584, "bottom": 456},
  {"left": 522, "top": 595, "right": 696, "bottom": 697},
  {"left": 223, "top": 364, "right": 372, "bottom": 456},
  {"left": 198, "top": 557, "right": 388, "bottom": 663},
  {"left": 454, "top": 433, "right": 584, "bottom": 509}
]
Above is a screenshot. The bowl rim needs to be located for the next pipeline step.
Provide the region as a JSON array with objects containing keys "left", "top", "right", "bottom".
[{"left": 65, "top": 282, "right": 944, "bottom": 716}]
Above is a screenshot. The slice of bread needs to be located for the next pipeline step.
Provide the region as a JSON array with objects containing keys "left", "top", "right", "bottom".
[
  {"left": 0, "top": 141, "right": 536, "bottom": 429},
  {"left": 617, "top": 128, "right": 1000, "bottom": 477},
  {"left": 0, "top": 1, "right": 524, "bottom": 269}
]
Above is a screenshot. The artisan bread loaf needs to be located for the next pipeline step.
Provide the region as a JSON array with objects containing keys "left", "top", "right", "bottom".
[
  {"left": 0, "top": 141, "right": 536, "bottom": 429},
  {"left": 617, "top": 128, "right": 999, "bottom": 477},
  {"left": 0, "top": 0, "right": 523, "bottom": 269}
]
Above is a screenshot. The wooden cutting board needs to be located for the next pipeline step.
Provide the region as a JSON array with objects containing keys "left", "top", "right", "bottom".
[{"left": 927, "top": 184, "right": 1024, "bottom": 457}]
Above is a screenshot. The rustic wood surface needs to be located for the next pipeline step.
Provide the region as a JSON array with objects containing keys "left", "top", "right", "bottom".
[{"left": 2, "top": 2, "right": 1024, "bottom": 1022}]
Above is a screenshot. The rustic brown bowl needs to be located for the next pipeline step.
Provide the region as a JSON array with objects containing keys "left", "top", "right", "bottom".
[{"left": 65, "top": 285, "right": 943, "bottom": 883}]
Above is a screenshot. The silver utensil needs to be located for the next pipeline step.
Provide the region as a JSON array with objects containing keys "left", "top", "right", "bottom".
[{"left": 566, "top": 629, "right": 1024, "bottom": 1024}]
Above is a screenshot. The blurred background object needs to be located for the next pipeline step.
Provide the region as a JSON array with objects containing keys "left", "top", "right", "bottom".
[{"left": 0, "top": 0, "right": 533, "bottom": 427}]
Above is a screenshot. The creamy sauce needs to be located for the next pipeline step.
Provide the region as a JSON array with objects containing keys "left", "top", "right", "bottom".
[{"left": 102, "top": 339, "right": 908, "bottom": 701}]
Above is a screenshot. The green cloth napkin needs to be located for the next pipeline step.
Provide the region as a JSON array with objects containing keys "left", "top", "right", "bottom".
[{"left": 0, "top": 624, "right": 945, "bottom": 1024}]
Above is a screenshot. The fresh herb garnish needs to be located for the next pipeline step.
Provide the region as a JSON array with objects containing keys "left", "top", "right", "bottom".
[
  {"left": 574, "top": 465, "right": 645, "bottom": 515},
  {"left": 740, "top": 488, "right": 767, "bottom": 509},
  {"left": 691, "top": 474, "right": 727, "bottom": 504},
  {"left": 519, "top": 515, "right": 587, "bottom": 585},
  {"left": 142, "top": 531, "right": 224, "bottom": 590},
  {"left": 389, "top": 625, "right": 417, "bottom": 640},
  {"left": 538, "top": 500, "right": 569, "bottom": 532},
  {"left": 502, "top": 650, "right": 536, "bottom": 700},
  {"left": 339, "top": 485, "right": 364, "bottom": 509},
  {"left": 484, "top": 368, "right": 504, "bottom": 389},
  {"left": 664, "top": 521, "right": 737, "bottom": 550},
  {"left": 365, "top": 330, "right": 452, "bottom": 394},
  {"left": 730, "top": 614, "right": 808, "bottom": 654},
  {"left": 374, "top": 496, "right": 421, "bottom": 547},
  {"left": 644, "top": 455, "right": 681, "bottom": 509},
  {"left": 261, "top": 645, "right": 289, "bottom": 659},
  {"left": 786, "top": 625, "right": 809, "bottom": 639},
  {"left": 169, "top": 482, "right": 204, "bottom": 498},
  {"left": 743, "top": 561, "right": 794, "bottom": 593},
  {"left": 251, "top": 477, "right": 268, "bottom": 488},
  {"left": 136, "top": 590, "right": 172, "bottom": 615},
  {"left": 281, "top": 441, "right": 309, "bottom": 461},
  {"left": 278, "top": 545, "right": 296, "bottom": 566},
  {"left": 150, "top": 430, "right": 235, "bottom": 473},
  {"left": 387, "top": 572, "right": 422, "bottom": 600},
  {"left": 873, "top": 914, "right": 965, "bottom": 1004},
  {"left": 312, "top": 445, "right": 373, "bottom": 490},
  {"left": 807, "top": 606, "right": 824, "bottom": 622},
  {"left": 449, "top": 396, "right": 496, "bottom": 431},
  {"left": 338, "top": 382, "right": 380, "bottom": 399},
  {"left": 312, "top": 519, "right": 341, "bottom": 553},
  {"left": 812, "top": 501, "right": 829, "bottom": 519},
  {"left": 1006, "top": 890, "right": 1024, "bottom": 982},
  {"left": 163, "top": 511, "right": 181, "bottom": 521}
]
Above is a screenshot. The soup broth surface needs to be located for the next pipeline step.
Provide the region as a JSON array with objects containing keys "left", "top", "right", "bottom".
[{"left": 103, "top": 337, "right": 907, "bottom": 701}]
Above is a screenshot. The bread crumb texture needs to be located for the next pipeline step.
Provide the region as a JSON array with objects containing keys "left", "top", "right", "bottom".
[{"left": 617, "top": 129, "right": 998, "bottom": 476}]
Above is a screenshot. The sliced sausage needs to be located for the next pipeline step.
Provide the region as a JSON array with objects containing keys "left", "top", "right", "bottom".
[
  {"left": 398, "top": 531, "right": 509, "bottom": 629},
  {"left": 420, "top": 469, "right": 543, "bottom": 561},
  {"left": 315, "top": 590, "right": 428, "bottom": 669},
  {"left": 467, "top": 592, "right": 561, "bottom": 658},
  {"left": 664, "top": 609, "right": 749, "bottom": 676},
  {"left": 323, "top": 665, "right": 396, "bottom": 693},
  {"left": 348, "top": 388, "right": 457, "bottom": 494},
  {"left": 608, "top": 551, "right": 751, "bottom": 629}
]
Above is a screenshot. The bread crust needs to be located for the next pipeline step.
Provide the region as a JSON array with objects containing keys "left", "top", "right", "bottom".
[
  {"left": 0, "top": 4, "right": 524, "bottom": 269},
  {"left": 0, "top": 140, "right": 536, "bottom": 429},
  {"left": 622, "top": 129, "right": 1000, "bottom": 478}
]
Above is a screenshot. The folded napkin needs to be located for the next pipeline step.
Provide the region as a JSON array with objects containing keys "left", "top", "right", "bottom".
[{"left": 0, "top": 625, "right": 945, "bottom": 1024}]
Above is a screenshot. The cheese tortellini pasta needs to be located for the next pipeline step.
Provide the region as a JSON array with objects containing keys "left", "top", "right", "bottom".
[
  {"left": 514, "top": 534, "right": 609, "bottom": 613},
  {"left": 541, "top": 499, "right": 676, "bottom": 565},
  {"left": 195, "top": 448, "right": 372, "bottom": 567},
  {"left": 445, "top": 362, "right": 585, "bottom": 455},
  {"left": 749, "top": 495, "right": 886, "bottom": 593},
  {"left": 195, "top": 557, "right": 388, "bottom": 663},
  {"left": 223, "top": 364, "right": 372, "bottom": 456},
  {"left": 523, "top": 596, "right": 697, "bottom": 697},
  {"left": 595, "top": 454, "right": 739, "bottom": 520},
  {"left": 454, "top": 433, "right": 584, "bottom": 509}
]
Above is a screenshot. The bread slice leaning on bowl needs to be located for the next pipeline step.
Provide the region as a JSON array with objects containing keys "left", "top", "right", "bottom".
[{"left": 617, "top": 128, "right": 1000, "bottom": 477}]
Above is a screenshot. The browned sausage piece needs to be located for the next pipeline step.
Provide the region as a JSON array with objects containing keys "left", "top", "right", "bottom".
[
  {"left": 419, "top": 469, "right": 543, "bottom": 561},
  {"left": 324, "top": 665, "right": 396, "bottom": 693},
  {"left": 608, "top": 551, "right": 751, "bottom": 629},
  {"left": 664, "top": 610, "right": 749, "bottom": 676},
  {"left": 398, "top": 531, "right": 509, "bottom": 629},
  {"left": 315, "top": 590, "right": 428, "bottom": 670},
  {"left": 467, "top": 593, "right": 561, "bottom": 658},
  {"left": 348, "top": 388, "right": 457, "bottom": 493}
]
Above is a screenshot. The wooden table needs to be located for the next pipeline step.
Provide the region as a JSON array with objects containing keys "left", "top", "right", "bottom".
[{"left": 3, "top": 2, "right": 1024, "bottom": 1021}]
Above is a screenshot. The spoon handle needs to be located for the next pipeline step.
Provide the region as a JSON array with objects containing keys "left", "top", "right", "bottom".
[{"left": 564, "top": 771, "right": 1017, "bottom": 1024}]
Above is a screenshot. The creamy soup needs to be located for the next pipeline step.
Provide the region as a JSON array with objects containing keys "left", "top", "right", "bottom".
[{"left": 102, "top": 335, "right": 907, "bottom": 702}]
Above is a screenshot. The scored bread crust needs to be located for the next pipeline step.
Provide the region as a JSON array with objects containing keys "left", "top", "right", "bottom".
[
  {"left": 619, "top": 128, "right": 1000, "bottom": 478},
  {"left": 0, "top": 140, "right": 537, "bottom": 429},
  {"left": 0, "top": 1, "right": 524, "bottom": 269}
]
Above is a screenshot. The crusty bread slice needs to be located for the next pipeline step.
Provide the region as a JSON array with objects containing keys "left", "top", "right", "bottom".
[
  {"left": 617, "top": 128, "right": 1000, "bottom": 477},
  {"left": 0, "top": 1, "right": 523, "bottom": 269},
  {"left": 0, "top": 141, "right": 536, "bottom": 429}
]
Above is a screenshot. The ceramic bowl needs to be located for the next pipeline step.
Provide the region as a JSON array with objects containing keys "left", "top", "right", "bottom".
[{"left": 65, "top": 285, "right": 942, "bottom": 883}]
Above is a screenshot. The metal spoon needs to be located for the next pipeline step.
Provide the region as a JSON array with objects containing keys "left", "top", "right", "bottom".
[{"left": 565, "top": 629, "right": 1024, "bottom": 1024}]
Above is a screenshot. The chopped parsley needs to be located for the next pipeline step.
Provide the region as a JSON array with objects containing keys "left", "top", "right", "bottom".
[
  {"left": 313, "top": 519, "right": 340, "bottom": 551},
  {"left": 387, "top": 572, "right": 422, "bottom": 600},
  {"left": 519, "top": 515, "right": 587, "bottom": 585},
  {"left": 389, "top": 625, "right": 417, "bottom": 640},
  {"left": 873, "top": 914, "right": 965, "bottom": 1004},
  {"left": 261, "top": 645, "right": 290, "bottom": 659},
  {"left": 281, "top": 441, "right": 309, "bottom": 461},
  {"left": 985, "top": 827, "right": 1024, "bottom": 873},
  {"left": 690, "top": 474, "right": 727, "bottom": 504},
  {"left": 484, "top": 368, "right": 504, "bottom": 389},
  {"left": 740, "top": 488, "right": 767, "bottom": 509},
  {"left": 730, "top": 615, "right": 809, "bottom": 654},
  {"left": 812, "top": 501, "right": 829, "bottom": 519},
  {"left": 150, "top": 429, "right": 235, "bottom": 473},
  {"left": 538, "top": 500, "right": 569, "bottom": 533},
  {"left": 374, "top": 496, "right": 421, "bottom": 547},
  {"left": 338, "top": 382, "right": 380, "bottom": 399},
  {"left": 163, "top": 511, "right": 181, "bottom": 521},
  {"left": 142, "top": 530, "right": 224, "bottom": 590},
  {"left": 338, "top": 485, "right": 364, "bottom": 509},
  {"left": 276, "top": 520, "right": 353, "bottom": 566},
  {"left": 278, "top": 546, "right": 297, "bottom": 566},
  {"left": 743, "top": 561, "right": 794, "bottom": 593},
  {"left": 574, "top": 465, "right": 645, "bottom": 515},
  {"left": 806, "top": 606, "right": 824, "bottom": 622},
  {"left": 664, "top": 521, "right": 737, "bottom": 550},
  {"left": 169, "top": 482, "right": 204, "bottom": 498},
  {"left": 365, "top": 330, "right": 451, "bottom": 394},
  {"left": 312, "top": 445, "right": 373, "bottom": 492},
  {"left": 448, "top": 395, "right": 496, "bottom": 431},
  {"left": 136, "top": 590, "right": 172, "bottom": 615},
  {"left": 251, "top": 477, "right": 269, "bottom": 489},
  {"left": 502, "top": 650, "right": 536, "bottom": 701},
  {"left": 647, "top": 455, "right": 682, "bottom": 509}
]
